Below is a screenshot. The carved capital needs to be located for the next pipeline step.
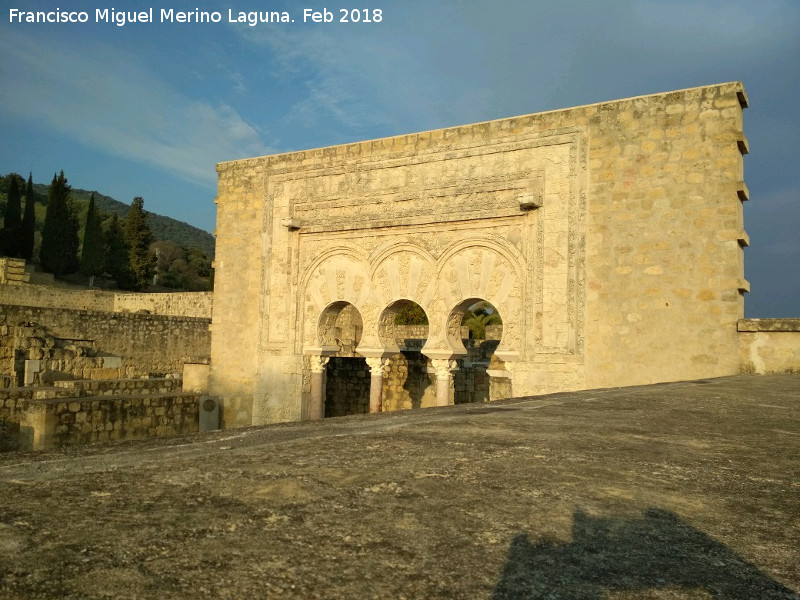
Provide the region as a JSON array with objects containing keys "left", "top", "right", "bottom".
[
  {"left": 431, "top": 358, "right": 457, "bottom": 380},
  {"left": 309, "top": 355, "right": 330, "bottom": 373},
  {"left": 365, "top": 357, "right": 390, "bottom": 378}
]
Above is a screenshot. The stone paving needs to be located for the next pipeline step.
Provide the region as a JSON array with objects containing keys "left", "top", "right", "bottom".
[{"left": 1, "top": 375, "right": 798, "bottom": 599}]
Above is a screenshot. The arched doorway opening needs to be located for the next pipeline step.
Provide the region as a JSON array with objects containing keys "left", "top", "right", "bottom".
[
  {"left": 378, "top": 300, "right": 433, "bottom": 411},
  {"left": 447, "top": 299, "right": 506, "bottom": 404},
  {"left": 317, "top": 302, "right": 369, "bottom": 417}
]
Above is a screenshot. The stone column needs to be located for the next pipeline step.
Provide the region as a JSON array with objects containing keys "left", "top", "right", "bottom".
[
  {"left": 431, "top": 359, "right": 457, "bottom": 407},
  {"left": 365, "top": 357, "right": 390, "bottom": 414},
  {"left": 309, "top": 355, "right": 330, "bottom": 420}
]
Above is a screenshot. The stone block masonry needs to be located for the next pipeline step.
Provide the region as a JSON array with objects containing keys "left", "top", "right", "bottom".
[
  {"left": 211, "top": 82, "right": 753, "bottom": 427},
  {"left": 0, "top": 305, "right": 211, "bottom": 384},
  {"left": 18, "top": 392, "right": 206, "bottom": 451},
  {"left": 0, "top": 378, "right": 202, "bottom": 451},
  {"left": 738, "top": 319, "right": 800, "bottom": 374},
  {"left": 0, "top": 280, "right": 212, "bottom": 319}
]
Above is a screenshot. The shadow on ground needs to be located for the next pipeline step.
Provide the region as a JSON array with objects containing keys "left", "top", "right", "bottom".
[{"left": 494, "top": 508, "right": 799, "bottom": 599}]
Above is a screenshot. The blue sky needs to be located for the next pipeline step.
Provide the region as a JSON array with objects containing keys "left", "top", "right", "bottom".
[{"left": 0, "top": 0, "right": 798, "bottom": 316}]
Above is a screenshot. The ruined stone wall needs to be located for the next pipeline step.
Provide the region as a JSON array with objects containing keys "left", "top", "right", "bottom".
[
  {"left": 112, "top": 291, "right": 212, "bottom": 318},
  {"left": 381, "top": 351, "right": 436, "bottom": 411},
  {"left": 1, "top": 304, "right": 211, "bottom": 383},
  {"left": 18, "top": 393, "right": 203, "bottom": 451},
  {"left": 0, "top": 390, "right": 31, "bottom": 451},
  {"left": 212, "top": 82, "right": 750, "bottom": 427},
  {"left": 0, "top": 283, "right": 212, "bottom": 318},
  {"left": 0, "top": 283, "right": 115, "bottom": 312},
  {"left": 0, "top": 258, "right": 28, "bottom": 285},
  {"left": 739, "top": 319, "right": 800, "bottom": 374}
]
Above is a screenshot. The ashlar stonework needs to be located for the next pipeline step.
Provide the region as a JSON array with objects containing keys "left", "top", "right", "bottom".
[{"left": 210, "top": 82, "right": 751, "bottom": 428}]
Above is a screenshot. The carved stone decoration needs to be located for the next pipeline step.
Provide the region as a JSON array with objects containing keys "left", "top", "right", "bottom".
[
  {"left": 307, "top": 355, "right": 330, "bottom": 421},
  {"left": 309, "top": 355, "right": 330, "bottom": 373},
  {"left": 211, "top": 82, "right": 749, "bottom": 430},
  {"left": 430, "top": 358, "right": 458, "bottom": 407},
  {"left": 431, "top": 359, "right": 458, "bottom": 380},
  {"left": 365, "top": 356, "right": 391, "bottom": 413}
]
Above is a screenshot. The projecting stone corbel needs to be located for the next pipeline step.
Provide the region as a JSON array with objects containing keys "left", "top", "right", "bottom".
[
  {"left": 737, "top": 181, "right": 749, "bottom": 202},
  {"left": 737, "top": 136, "right": 749, "bottom": 156},
  {"left": 519, "top": 172, "right": 545, "bottom": 211},
  {"left": 737, "top": 231, "right": 750, "bottom": 248},
  {"left": 518, "top": 193, "right": 542, "bottom": 210},
  {"left": 281, "top": 218, "right": 302, "bottom": 230}
]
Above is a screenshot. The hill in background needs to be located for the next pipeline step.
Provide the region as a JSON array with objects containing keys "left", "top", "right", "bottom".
[{"left": 29, "top": 184, "right": 216, "bottom": 259}]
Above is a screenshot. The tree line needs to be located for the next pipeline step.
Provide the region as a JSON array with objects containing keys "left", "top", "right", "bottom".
[{"left": 1, "top": 171, "right": 212, "bottom": 291}]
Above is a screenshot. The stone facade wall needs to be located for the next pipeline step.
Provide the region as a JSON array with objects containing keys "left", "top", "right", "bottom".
[
  {"left": 738, "top": 319, "right": 800, "bottom": 374},
  {"left": 211, "top": 82, "right": 750, "bottom": 427},
  {"left": 0, "top": 283, "right": 212, "bottom": 318},
  {"left": 1, "top": 304, "right": 211, "bottom": 383}
]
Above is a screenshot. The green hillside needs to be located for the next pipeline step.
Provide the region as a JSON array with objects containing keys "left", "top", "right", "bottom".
[
  {"left": 31, "top": 183, "right": 216, "bottom": 258},
  {"left": 1, "top": 175, "right": 214, "bottom": 259}
]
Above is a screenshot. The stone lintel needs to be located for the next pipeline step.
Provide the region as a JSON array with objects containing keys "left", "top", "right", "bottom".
[
  {"left": 356, "top": 347, "right": 396, "bottom": 360},
  {"left": 422, "top": 348, "right": 458, "bottom": 361},
  {"left": 494, "top": 351, "right": 521, "bottom": 363},
  {"left": 303, "top": 345, "right": 340, "bottom": 357}
]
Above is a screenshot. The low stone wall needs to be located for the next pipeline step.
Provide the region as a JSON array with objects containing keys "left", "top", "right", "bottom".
[
  {"left": 0, "top": 282, "right": 114, "bottom": 311},
  {"left": 0, "top": 390, "right": 32, "bottom": 451},
  {"left": 0, "top": 283, "right": 212, "bottom": 318},
  {"left": 113, "top": 291, "right": 213, "bottom": 319},
  {"left": 739, "top": 319, "right": 800, "bottom": 374},
  {"left": 14, "top": 393, "right": 208, "bottom": 451}
]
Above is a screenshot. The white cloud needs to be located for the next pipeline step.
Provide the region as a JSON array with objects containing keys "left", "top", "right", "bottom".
[{"left": 0, "top": 29, "right": 269, "bottom": 185}]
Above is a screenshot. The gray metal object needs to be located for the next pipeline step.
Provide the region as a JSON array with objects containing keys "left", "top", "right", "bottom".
[{"left": 199, "top": 396, "right": 220, "bottom": 431}]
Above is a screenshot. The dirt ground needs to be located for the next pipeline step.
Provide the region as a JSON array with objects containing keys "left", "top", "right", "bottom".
[{"left": 1, "top": 374, "right": 798, "bottom": 599}]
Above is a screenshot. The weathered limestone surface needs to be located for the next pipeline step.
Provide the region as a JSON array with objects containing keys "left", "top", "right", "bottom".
[
  {"left": 1, "top": 305, "right": 210, "bottom": 385},
  {"left": 0, "top": 282, "right": 212, "bottom": 318},
  {"left": 211, "top": 82, "right": 751, "bottom": 427},
  {"left": 739, "top": 319, "right": 800, "bottom": 374},
  {"left": 17, "top": 393, "right": 204, "bottom": 451},
  {"left": 0, "top": 379, "right": 198, "bottom": 451}
]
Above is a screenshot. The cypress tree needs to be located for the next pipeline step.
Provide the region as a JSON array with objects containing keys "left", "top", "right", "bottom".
[
  {"left": 1, "top": 176, "right": 22, "bottom": 256},
  {"left": 20, "top": 173, "right": 36, "bottom": 260},
  {"left": 79, "top": 193, "right": 105, "bottom": 285},
  {"left": 105, "top": 214, "right": 133, "bottom": 289},
  {"left": 40, "top": 171, "right": 80, "bottom": 275},
  {"left": 124, "top": 197, "right": 156, "bottom": 290}
]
